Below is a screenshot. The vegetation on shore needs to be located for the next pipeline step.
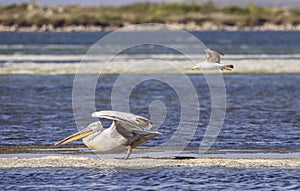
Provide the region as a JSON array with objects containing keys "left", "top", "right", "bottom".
[{"left": 0, "top": 2, "right": 300, "bottom": 31}]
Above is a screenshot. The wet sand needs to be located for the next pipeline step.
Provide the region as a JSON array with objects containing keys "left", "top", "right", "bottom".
[
  {"left": 1, "top": 156, "right": 299, "bottom": 169},
  {"left": 1, "top": 54, "right": 300, "bottom": 75}
]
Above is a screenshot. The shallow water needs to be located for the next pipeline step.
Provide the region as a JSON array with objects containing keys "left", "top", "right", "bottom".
[{"left": 1, "top": 167, "right": 299, "bottom": 190}]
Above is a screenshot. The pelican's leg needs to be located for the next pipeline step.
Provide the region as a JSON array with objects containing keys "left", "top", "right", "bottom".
[{"left": 125, "top": 146, "right": 132, "bottom": 160}]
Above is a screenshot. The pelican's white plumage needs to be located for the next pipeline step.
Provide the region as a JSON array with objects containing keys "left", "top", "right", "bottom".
[{"left": 55, "top": 110, "right": 161, "bottom": 159}]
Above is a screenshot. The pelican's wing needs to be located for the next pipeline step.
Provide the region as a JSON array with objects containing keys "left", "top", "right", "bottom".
[
  {"left": 93, "top": 111, "right": 160, "bottom": 148},
  {"left": 205, "top": 48, "right": 224, "bottom": 63},
  {"left": 92, "top": 110, "right": 152, "bottom": 130},
  {"left": 110, "top": 121, "right": 160, "bottom": 147}
]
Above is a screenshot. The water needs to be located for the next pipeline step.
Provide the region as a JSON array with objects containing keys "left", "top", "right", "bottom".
[
  {"left": 0, "top": 31, "right": 300, "bottom": 55},
  {"left": 1, "top": 167, "right": 299, "bottom": 190},
  {"left": 0, "top": 31, "right": 299, "bottom": 189},
  {"left": 1, "top": 74, "right": 299, "bottom": 151}
]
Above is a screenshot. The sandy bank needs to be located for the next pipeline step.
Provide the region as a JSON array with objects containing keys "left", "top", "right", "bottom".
[
  {"left": 1, "top": 54, "right": 300, "bottom": 75},
  {"left": 1, "top": 156, "right": 299, "bottom": 169}
]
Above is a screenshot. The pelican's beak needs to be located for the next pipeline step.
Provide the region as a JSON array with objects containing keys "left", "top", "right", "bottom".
[{"left": 54, "top": 128, "right": 94, "bottom": 145}]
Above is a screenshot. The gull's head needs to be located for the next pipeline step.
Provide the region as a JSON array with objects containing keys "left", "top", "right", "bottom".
[
  {"left": 192, "top": 65, "right": 200, "bottom": 70},
  {"left": 54, "top": 122, "right": 102, "bottom": 145}
]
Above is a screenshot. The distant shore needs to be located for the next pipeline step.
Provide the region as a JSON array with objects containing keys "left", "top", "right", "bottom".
[
  {"left": 1, "top": 3, "right": 300, "bottom": 32},
  {"left": 0, "top": 23, "right": 299, "bottom": 32}
]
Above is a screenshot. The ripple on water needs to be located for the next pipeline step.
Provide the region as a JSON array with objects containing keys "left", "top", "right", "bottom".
[
  {"left": 0, "top": 167, "right": 299, "bottom": 190},
  {"left": 1, "top": 74, "right": 300, "bottom": 150}
]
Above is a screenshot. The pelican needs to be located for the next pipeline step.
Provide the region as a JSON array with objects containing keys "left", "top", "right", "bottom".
[
  {"left": 55, "top": 110, "right": 161, "bottom": 159},
  {"left": 192, "top": 48, "right": 234, "bottom": 71}
]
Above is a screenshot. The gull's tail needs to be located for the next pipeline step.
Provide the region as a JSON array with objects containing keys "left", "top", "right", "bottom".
[{"left": 222, "top": 64, "right": 234, "bottom": 71}]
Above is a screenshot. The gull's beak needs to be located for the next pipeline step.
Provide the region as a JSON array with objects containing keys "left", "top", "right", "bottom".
[
  {"left": 54, "top": 128, "right": 94, "bottom": 145},
  {"left": 192, "top": 66, "right": 197, "bottom": 70}
]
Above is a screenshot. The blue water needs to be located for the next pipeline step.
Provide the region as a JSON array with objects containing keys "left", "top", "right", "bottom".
[
  {"left": 1, "top": 74, "right": 299, "bottom": 151},
  {"left": 1, "top": 167, "right": 299, "bottom": 190},
  {"left": 0, "top": 31, "right": 299, "bottom": 54}
]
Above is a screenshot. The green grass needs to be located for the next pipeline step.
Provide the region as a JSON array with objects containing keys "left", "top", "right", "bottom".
[{"left": 0, "top": 2, "right": 299, "bottom": 29}]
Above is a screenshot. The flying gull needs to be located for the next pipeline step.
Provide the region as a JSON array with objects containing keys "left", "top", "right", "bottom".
[{"left": 192, "top": 48, "right": 234, "bottom": 71}]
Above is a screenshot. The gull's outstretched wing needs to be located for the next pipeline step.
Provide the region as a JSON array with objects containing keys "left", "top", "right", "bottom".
[
  {"left": 205, "top": 48, "right": 224, "bottom": 63},
  {"left": 92, "top": 110, "right": 152, "bottom": 130}
]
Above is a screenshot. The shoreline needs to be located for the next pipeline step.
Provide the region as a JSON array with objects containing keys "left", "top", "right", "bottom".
[
  {"left": 1, "top": 156, "right": 299, "bottom": 168},
  {"left": 1, "top": 23, "right": 300, "bottom": 32}
]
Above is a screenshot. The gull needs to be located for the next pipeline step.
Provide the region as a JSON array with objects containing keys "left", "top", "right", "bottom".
[
  {"left": 192, "top": 48, "right": 234, "bottom": 71},
  {"left": 55, "top": 110, "right": 161, "bottom": 159}
]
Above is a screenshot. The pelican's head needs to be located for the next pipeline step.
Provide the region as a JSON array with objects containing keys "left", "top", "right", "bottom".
[{"left": 55, "top": 121, "right": 103, "bottom": 145}]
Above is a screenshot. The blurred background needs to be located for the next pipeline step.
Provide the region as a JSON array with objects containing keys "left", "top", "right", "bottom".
[{"left": 0, "top": 0, "right": 300, "bottom": 31}]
